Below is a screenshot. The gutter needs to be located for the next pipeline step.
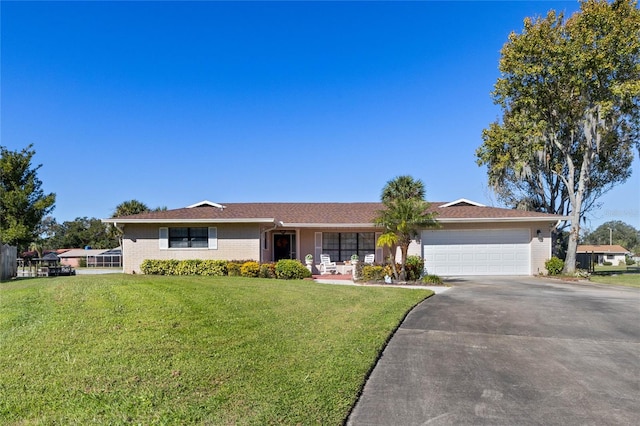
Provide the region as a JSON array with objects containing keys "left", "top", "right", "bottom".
[
  {"left": 437, "top": 216, "right": 570, "bottom": 224},
  {"left": 283, "top": 223, "right": 379, "bottom": 228},
  {"left": 102, "top": 218, "right": 276, "bottom": 224}
]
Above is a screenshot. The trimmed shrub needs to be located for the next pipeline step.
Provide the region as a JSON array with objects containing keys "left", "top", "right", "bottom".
[
  {"left": 140, "top": 259, "right": 179, "bottom": 275},
  {"left": 422, "top": 274, "right": 443, "bottom": 285},
  {"left": 625, "top": 257, "right": 636, "bottom": 266},
  {"left": 545, "top": 256, "right": 564, "bottom": 275},
  {"left": 140, "top": 259, "right": 160, "bottom": 275},
  {"left": 405, "top": 255, "right": 424, "bottom": 281},
  {"left": 275, "top": 259, "right": 312, "bottom": 280},
  {"left": 140, "top": 259, "right": 228, "bottom": 276},
  {"left": 602, "top": 261, "right": 613, "bottom": 266},
  {"left": 361, "top": 265, "right": 386, "bottom": 281},
  {"left": 164, "top": 260, "right": 180, "bottom": 275},
  {"left": 175, "top": 259, "right": 201, "bottom": 275},
  {"left": 240, "top": 261, "right": 260, "bottom": 278},
  {"left": 227, "top": 262, "right": 242, "bottom": 276},
  {"left": 199, "top": 260, "right": 227, "bottom": 276},
  {"left": 259, "top": 263, "right": 277, "bottom": 279}
]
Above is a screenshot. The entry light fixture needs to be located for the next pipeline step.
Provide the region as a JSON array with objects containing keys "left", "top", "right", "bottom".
[{"left": 536, "top": 229, "right": 542, "bottom": 240}]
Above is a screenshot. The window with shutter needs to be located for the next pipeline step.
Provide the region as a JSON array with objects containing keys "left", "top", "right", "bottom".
[{"left": 159, "top": 227, "right": 168, "bottom": 250}]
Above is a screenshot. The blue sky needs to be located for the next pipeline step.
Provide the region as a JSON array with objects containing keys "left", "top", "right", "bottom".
[{"left": 2, "top": 1, "right": 638, "bottom": 232}]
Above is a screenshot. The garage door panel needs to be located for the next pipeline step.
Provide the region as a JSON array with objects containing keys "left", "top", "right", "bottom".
[
  {"left": 423, "top": 229, "right": 530, "bottom": 276},
  {"left": 488, "top": 253, "right": 502, "bottom": 261}
]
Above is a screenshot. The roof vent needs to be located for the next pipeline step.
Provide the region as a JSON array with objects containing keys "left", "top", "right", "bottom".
[
  {"left": 439, "top": 198, "right": 486, "bottom": 208},
  {"left": 187, "top": 200, "right": 226, "bottom": 210}
]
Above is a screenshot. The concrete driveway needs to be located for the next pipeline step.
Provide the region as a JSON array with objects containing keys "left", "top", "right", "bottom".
[{"left": 347, "top": 276, "right": 640, "bottom": 425}]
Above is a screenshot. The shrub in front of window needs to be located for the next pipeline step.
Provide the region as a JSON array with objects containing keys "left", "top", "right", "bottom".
[
  {"left": 175, "top": 259, "right": 202, "bottom": 275},
  {"left": 240, "top": 261, "right": 260, "bottom": 278},
  {"left": 141, "top": 259, "right": 228, "bottom": 276},
  {"left": 259, "top": 263, "right": 277, "bottom": 279},
  {"left": 405, "top": 255, "right": 424, "bottom": 281},
  {"left": 361, "top": 265, "right": 386, "bottom": 281},
  {"left": 545, "top": 256, "right": 564, "bottom": 275},
  {"left": 199, "top": 260, "right": 227, "bottom": 276},
  {"left": 140, "top": 259, "right": 179, "bottom": 275},
  {"left": 164, "top": 260, "right": 180, "bottom": 275},
  {"left": 275, "top": 259, "right": 312, "bottom": 280}
]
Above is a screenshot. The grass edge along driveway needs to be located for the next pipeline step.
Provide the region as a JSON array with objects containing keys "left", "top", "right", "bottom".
[
  {"left": 0, "top": 274, "right": 432, "bottom": 425},
  {"left": 589, "top": 272, "right": 640, "bottom": 288}
]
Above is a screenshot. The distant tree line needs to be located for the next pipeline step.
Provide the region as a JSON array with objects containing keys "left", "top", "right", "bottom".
[
  {"left": 35, "top": 200, "right": 166, "bottom": 253},
  {"left": 581, "top": 221, "right": 640, "bottom": 255}
]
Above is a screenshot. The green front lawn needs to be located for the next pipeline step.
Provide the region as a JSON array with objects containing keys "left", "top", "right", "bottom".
[
  {"left": 589, "top": 273, "right": 640, "bottom": 288},
  {"left": 0, "top": 275, "right": 431, "bottom": 425},
  {"left": 593, "top": 264, "right": 631, "bottom": 273}
]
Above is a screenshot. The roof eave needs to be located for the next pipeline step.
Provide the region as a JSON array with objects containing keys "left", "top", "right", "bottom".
[
  {"left": 102, "top": 218, "right": 276, "bottom": 224},
  {"left": 284, "top": 223, "right": 379, "bottom": 228},
  {"left": 438, "top": 217, "right": 568, "bottom": 223}
]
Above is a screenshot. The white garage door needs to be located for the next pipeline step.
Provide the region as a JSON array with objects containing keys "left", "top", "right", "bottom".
[{"left": 422, "top": 229, "right": 530, "bottom": 276}]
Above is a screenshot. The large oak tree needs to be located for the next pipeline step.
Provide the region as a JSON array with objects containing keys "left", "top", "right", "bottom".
[{"left": 476, "top": 0, "right": 640, "bottom": 273}]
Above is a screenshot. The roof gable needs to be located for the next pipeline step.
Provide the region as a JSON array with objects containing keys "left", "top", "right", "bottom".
[
  {"left": 439, "top": 198, "right": 486, "bottom": 208},
  {"left": 187, "top": 200, "right": 226, "bottom": 209}
]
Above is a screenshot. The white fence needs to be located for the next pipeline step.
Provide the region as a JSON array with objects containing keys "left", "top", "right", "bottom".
[{"left": 1, "top": 244, "right": 18, "bottom": 280}]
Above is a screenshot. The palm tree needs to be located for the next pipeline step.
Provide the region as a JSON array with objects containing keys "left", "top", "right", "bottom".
[
  {"left": 108, "top": 200, "right": 152, "bottom": 249},
  {"left": 112, "top": 200, "right": 151, "bottom": 218},
  {"left": 375, "top": 176, "right": 438, "bottom": 281},
  {"left": 376, "top": 232, "right": 399, "bottom": 279},
  {"left": 28, "top": 241, "right": 43, "bottom": 259},
  {"left": 381, "top": 175, "right": 425, "bottom": 203}
]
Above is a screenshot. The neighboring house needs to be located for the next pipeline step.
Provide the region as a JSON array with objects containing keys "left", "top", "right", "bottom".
[
  {"left": 576, "top": 245, "right": 630, "bottom": 266},
  {"left": 58, "top": 248, "right": 122, "bottom": 268},
  {"left": 103, "top": 199, "right": 565, "bottom": 276}
]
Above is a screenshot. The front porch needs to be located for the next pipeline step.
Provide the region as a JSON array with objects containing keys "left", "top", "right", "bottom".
[{"left": 315, "top": 262, "right": 355, "bottom": 276}]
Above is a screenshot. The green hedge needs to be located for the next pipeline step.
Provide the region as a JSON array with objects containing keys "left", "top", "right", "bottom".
[
  {"left": 140, "top": 259, "right": 311, "bottom": 280},
  {"left": 140, "top": 259, "right": 227, "bottom": 276}
]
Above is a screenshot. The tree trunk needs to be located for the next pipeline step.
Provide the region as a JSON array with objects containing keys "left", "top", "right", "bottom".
[
  {"left": 388, "top": 246, "right": 399, "bottom": 279},
  {"left": 399, "top": 244, "right": 409, "bottom": 281},
  {"left": 563, "top": 210, "right": 580, "bottom": 274}
]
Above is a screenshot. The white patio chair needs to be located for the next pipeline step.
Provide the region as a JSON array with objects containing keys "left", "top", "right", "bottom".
[
  {"left": 320, "top": 254, "right": 337, "bottom": 275},
  {"left": 364, "top": 254, "right": 375, "bottom": 265}
]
